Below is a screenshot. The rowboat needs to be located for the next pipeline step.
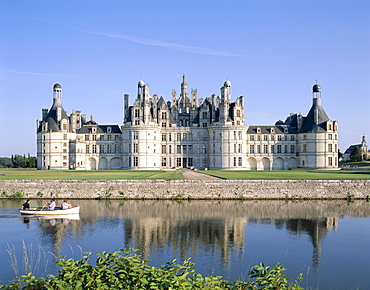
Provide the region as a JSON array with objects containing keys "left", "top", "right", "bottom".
[{"left": 20, "top": 206, "right": 80, "bottom": 215}]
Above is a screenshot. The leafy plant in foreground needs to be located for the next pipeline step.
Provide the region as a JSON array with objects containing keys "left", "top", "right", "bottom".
[{"left": 1, "top": 248, "right": 303, "bottom": 289}]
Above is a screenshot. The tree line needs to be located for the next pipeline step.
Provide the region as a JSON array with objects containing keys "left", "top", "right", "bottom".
[{"left": 0, "top": 154, "right": 37, "bottom": 168}]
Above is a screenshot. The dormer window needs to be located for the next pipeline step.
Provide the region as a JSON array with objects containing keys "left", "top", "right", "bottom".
[
  {"left": 107, "top": 127, "right": 112, "bottom": 133},
  {"left": 257, "top": 127, "right": 261, "bottom": 133},
  {"left": 284, "top": 128, "right": 288, "bottom": 133},
  {"left": 271, "top": 127, "right": 275, "bottom": 134}
]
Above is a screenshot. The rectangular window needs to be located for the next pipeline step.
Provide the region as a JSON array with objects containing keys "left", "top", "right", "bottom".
[
  {"left": 162, "top": 157, "right": 167, "bottom": 167},
  {"left": 188, "top": 158, "right": 193, "bottom": 167},
  {"left": 115, "top": 144, "right": 119, "bottom": 153},
  {"left": 234, "top": 144, "right": 237, "bottom": 153},
  {"left": 257, "top": 135, "right": 261, "bottom": 141},
  {"left": 177, "top": 145, "right": 181, "bottom": 154},
  {"left": 250, "top": 135, "right": 254, "bottom": 141},
  {"left": 177, "top": 158, "right": 182, "bottom": 167},
  {"left": 285, "top": 145, "right": 288, "bottom": 153},
  {"left": 92, "top": 145, "right": 97, "bottom": 153},
  {"left": 238, "top": 144, "right": 242, "bottom": 153},
  {"left": 290, "top": 135, "right": 295, "bottom": 141},
  {"left": 183, "top": 145, "right": 187, "bottom": 154},
  {"left": 92, "top": 135, "right": 97, "bottom": 141},
  {"left": 303, "top": 134, "right": 307, "bottom": 140},
  {"left": 290, "top": 145, "right": 295, "bottom": 154},
  {"left": 250, "top": 145, "right": 255, "bottom": 154},
  {"left": 238, "top": 157, "right": 242, "bottom": 166},
  {"left": 85, "top": 135, "right": 89, "bottom": 141},
  {"left": 183, "top": 133, "right": 187, "bottom": 141},
  {"left": 107, "top": 135, "right": 112, "bottom": 141},
  {"left": 177, "top": 133, "right": 181, "bottom": 141},
  {"left": 107, "top": 144, "right": 112, "bottom": 153},
  {"left": 202, "top": 145, "right": 207, "bottom": 154},
  {"left": 328, "top": 157, "right": 333, "bottom": 166},
  {"left": 85, "top": 145, "right": 89, "bottom": 153},
  {"left": 238, "top": 131, "right": 242, "bottom": 140},
  {"left": 134, "top": 120, "right": 140, "bottom": 125},
  {"left": 63, "top": 134, "right": 67, "bottom": 140},
  {"left": 162, "top": 112, "right": 167, "bottom": 119},
  {"left": 263, "top": 145, "right": 268, "bottom": 153},
  {"left": 115, "top": 135, "right": 120, "bottom": 141},
  {"left": 328, "top": 134, "right": 333, "bottom": 140},
  {"left": 100, "top": 144, "right": 104, "bottom": 153},
  {"left": 188, "top": 145, "right": 193, "bottom": 154},
  {"left": 134, "top": 144, "right": 138, "bottom": 153},
  {"left": 271, "top": 145, "right": 275, "bottom": 153},
  {"left": 169, "top": 145, "right": 172, "bottom": 154},
  {"left": 133, "top": 156, "right": 138, "bottom": 166},
  {"left": 162, "top": 122, "right": 167, "bottom": 127},
  {"left": 162, "top": 133, "right": 167, "bottom": 141},
  {"left": 161, "top": 145, "right": 166, "bottom": 154},
  {"left": 202, "top": 123, "right": 207, "bottom": 127},
  {"left": 271, "top": 135, "right": 275, "bottom": 141},
  {"left": 328, "top": 144, "right": 333, "bottom": 152},
  {"left": 264, "top": 135, "right": 268, "bottom": 141},
  {"left": 202, "top": 112, "right": 207, "bottom": 119},
  {"left": 134, "top": 109, "right": 139, "bottom": 118},
  {"left": 233, "top": 157, "right": 237, "bottom": 167},
  {"left": 277, "top": 145, "right": 282, "bottom": 153},
  {"left": 278, "top": 135, "right": 282, "bottom": 141},
  {"left": 257, "top": 145, "right": 261, "bottom": 153},
  {"left": 169, "top": 133, "right": 172, "bottom": 141},
  {"left": 134, "top": 131, "right": 138, "bottom": 140},
  {"left": 188, "top": 133, "right": 193, "bottom": 141},
  {"left": 303, "top": 144, "right": 307, "bottom": 153}
]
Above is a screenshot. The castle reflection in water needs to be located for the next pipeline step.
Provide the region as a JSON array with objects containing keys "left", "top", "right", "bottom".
[{"left": 33, "top": 200, "right": 369, "bottom": 269}]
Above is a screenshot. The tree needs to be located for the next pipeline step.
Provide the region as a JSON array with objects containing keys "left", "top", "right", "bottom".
[{"left": 350, "top": 146, "right": 363, "bottom": 162}]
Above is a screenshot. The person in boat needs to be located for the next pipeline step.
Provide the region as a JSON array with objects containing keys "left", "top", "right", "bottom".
[
  {"left": 20, "top": 199, "right": 30, "bottom": 210},
  {"left": 45, "top": 199, "right": 56, "bottom": 210},
  {"left": 60, "top": 200, "right": 72, "bottom": 210}
]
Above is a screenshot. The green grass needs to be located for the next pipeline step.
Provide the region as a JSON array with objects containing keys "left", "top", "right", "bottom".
[
  {"left": 339, "top": 161, "right": 370, "bottom": 168},
  {"left": 0, "top": 170, "right": 176, "bottom": 180},
  {"left": 200, "top": 170, "right": 370, "bottom": 180},
  {"left": 148, "top": 171, "right": 184, "bottom": 180}
]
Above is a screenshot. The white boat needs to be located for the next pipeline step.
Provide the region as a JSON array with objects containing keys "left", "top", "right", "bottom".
[{"left": 20, "top": 206, "right": 80, "bottom": 215}]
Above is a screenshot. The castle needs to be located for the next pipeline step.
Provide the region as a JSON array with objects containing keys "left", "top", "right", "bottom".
[{"left": 37, "top": 75, "right": 338, "bottom": 170}]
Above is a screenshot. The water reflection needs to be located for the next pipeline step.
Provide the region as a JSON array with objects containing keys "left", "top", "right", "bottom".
[{"left": 18, "top": 200, "right": 369, "bottom": 271}]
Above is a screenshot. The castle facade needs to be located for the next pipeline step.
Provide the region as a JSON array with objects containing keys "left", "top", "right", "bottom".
[{"left": 37, "top": 76, "right": 338, "bottom": 170}]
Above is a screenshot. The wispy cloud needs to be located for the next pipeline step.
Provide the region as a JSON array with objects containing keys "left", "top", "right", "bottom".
[
  {"left": 0, "top": 68, "right": 105, "bottom": 78},
  {"left": 73, "top": 28, "right": 245, "bottom": 57}
]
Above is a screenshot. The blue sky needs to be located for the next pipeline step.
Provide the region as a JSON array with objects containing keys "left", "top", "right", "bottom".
[{"left": 0, "top": 0, "right": 369, "bottom": 157}]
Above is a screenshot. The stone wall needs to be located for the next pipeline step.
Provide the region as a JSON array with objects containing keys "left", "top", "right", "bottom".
[{"left": 1, "top": 179, "right": 369, "bottom": 199}]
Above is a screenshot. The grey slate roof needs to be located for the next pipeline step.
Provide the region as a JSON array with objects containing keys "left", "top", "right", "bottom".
[
  {"left": 299, "top": 98, "right": 329, "bottom": 133},
  {"left": 77, "top": 125, "right": 122, "bottom": 134}
]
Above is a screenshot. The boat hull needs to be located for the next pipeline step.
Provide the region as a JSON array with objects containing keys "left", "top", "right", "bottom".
[{"left": 20, "top": 206, "right": 80, "bottom": 215}]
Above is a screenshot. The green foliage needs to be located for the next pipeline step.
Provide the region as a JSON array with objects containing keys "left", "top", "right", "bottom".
[
  {"left": 1, "top": 191, "right": 24, "bottom": 198},
  {"left": 0, "top": 155, "right": 36, "bottom": 169},
  {"left": 0, "top": 249, "right": 303, "bottom": 290},
  {"left": 350, "top": 146, "right": 363, "bottom": 162}
]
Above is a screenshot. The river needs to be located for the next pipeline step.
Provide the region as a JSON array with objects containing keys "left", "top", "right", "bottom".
[{"left": 0, "top": 199, "right": 369, "bottom": 289}]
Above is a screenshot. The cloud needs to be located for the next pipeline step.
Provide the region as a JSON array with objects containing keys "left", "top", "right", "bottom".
[
  {"left": 0, "top": 68, "right": 105, "bottom": 78},
  {"left": 73, "top": 28, "right": 245, "bottom": 57}
]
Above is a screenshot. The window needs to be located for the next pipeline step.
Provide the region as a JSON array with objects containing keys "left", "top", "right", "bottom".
[
  {"left": 177, "top": 133, "right": 181, "bottom": 141},
  {"left": 134, "top": 120, "right": 140, "bottom": 125},
  {"left": 162, "top": 133, "right": 167, "bottom": 141},
  {"left": 162, "top": 122, "right": 167, "bottom": 127},
  {"left": 169, "top": 133, "right": 172, "bottom": 141},
  {"left": 177, "top": 158, "right": 182, "bottom": 167},
  {"left": 183, "top": 133, "right": 187, "bottom": 141},
  {"left": 328, "top": 157, "right": 333, "bottom": 166},
  {"left": 115, "top": 135, "right": 120, "bottom": 141},
  {"left": 238, "top": 157, "right": 242, "bottom": 166},
  {"left": 271, "top": 135, "right": 275, "bottom": 141},
  {"left": 100, "top": 135, "right": 105, "bottom": 141},
  {"left": 202, "top": 123, "right": 207, "bottom": 127},
  {"left": 271, "top": 145, "right": 275, "bottom": 153},
  {"left": 162, "top": 112, "right": 167, "bottom": 119},
  {"left": 257, "top": 135, "right": 261, "bottom": 141},
  {"left": 250, "top": 145, "right": 255, "bottom": 154},
  {"left": 63, "top": 156, "right": 67, "bottom": 160},
  {"left": 233, "top": 157, "right": 237, "bottom": 167},
  {"left": 278, "top": 135, "right": 282, "bottom": 141},
  {"left": 107, "top": 135, "right": 112, "bottom": 141},
  {"left": 202, "top": 112, "right": 207, "bottom": 119},
  {"left": 85, "top": 135, "right": 89, "bottom": 141},
  {"left": 236, "top": 110, "right": 241, "bottom": 117},
  {"left": 100, "top": 144, "right": 104, "bottom": 153},
  {"left": 107, "top": 144, "right": 112, "bottom": 153},
  {"left": 234, "top": 144, "right": 237, "bottom": 153},
  {"left": 234, "top": 131, "right": 237, "bottom": 139},
  {"left": 63, "top": 134, "right": 67, "bottom": 140},
  {"left": 86, "top": 145, "right": 89, "bottom": 153},
  {"left": 238, "top": 144, "right": 242, "bottom": 153},
  {"left": 202, "top": 145, "right": 207, "bottom": 154},
  {"left": 285, "top": 145, "right": 288, "bottom": 153},
  {"left": 290, "top": 145, "right": 295, "bottom": 154},
  {"left": 277, "top": 145, "right": 282, "bottom": 153},
  {"left": 177, "top": 145, "right": 181, "bottom": 154},
  {"left": 303, "top": 134, "right": 307, "bottom": 141},
  {"left": 182, "top": 145, "right": 187, "bottom": 154},
  {"left": 328, "top": 144, "right": 333, "bottom": 152},
  {"left": 92, "top": 145, "right": 97, "bottom": 153},
  {"left": 303, "top": 144, "right": 307, "bottom": 153},
  {"left": 133, "top": 156, "right": 138, "bottom": 166},
  {"left": 92, "top": 135, "right": 97, "bottom": 141},
  {"left": 328, "top": 124, "right": 332, "bottom": 130},
  {"left": 134, "top": 144, "right": 138, "bottom": 153},
  {"left": 188, "top": 158, "right": 193, "bottom": 167},
  {"left": 238, "top": 131, "right": 243, "bottom": 140},
  {"left": 250, "top": 135, "right": 255, "bottom": 141},
  {"left": 115, "top": 144, "right": 119, "bottom": 153},
  {"left": 134, "top": 131, "right": 138, "bottom": 140},
  {"left": 328, "top": 134, "right": 333, "bottom": 140},
  {"left": 263, "top": 145, "right": 268, "bottom": 153},
  {"left": 188, "top": 133, "right": 193, "bottom": 141},
  {"left": 264, "top": 135, "right": 268, "bottom": 141},
  {"left": 134, "top": 109, "right": 139, "bottom": 118},
  {"left": 290, "top": 135, "right": 295, "bottom": 141},
  {"left": 257, "top": 145, "right": 261, "bottom": 154},
  {"left": 162, "top": 158, "right": 167, "bottom": 167},
  {"left": 188, "top": 145, "right": 193, "bottom": 154},
  {"left": 169, "top": 145, "right": 172, "bottom": 154}
]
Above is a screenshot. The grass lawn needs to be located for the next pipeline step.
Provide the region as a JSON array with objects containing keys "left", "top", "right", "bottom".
[
  {"left": 0, "top": 170, "right": 183, "bottom": 180},
  {"left": 200, "top": 170, "right": 370, "bottom": 180}
]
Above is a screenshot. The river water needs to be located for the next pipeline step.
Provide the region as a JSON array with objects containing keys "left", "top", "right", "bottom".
[{"left": 0, "top": 199, "right": 369, "bottom": 289}]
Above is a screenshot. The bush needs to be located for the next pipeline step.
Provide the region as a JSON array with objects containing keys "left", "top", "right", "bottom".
[{"left": 1, "top": 249, "right": 303, "bottom": 289}]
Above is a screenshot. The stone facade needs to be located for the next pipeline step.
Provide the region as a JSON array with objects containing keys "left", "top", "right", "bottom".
[
  {"left": 36, "top": 77, "right": 338, "bottom": 170},
  {"left": 1, "top": 180, "right": 368, "bottom": 200}
]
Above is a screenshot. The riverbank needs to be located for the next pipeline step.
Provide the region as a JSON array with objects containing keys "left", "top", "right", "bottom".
[{"left": 1, "top": 179, "right": 369, "bottom": 200}]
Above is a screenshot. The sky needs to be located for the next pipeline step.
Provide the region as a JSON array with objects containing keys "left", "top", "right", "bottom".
[{"left": 0, "top": 0, "right": 369, "bottom": 157}]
